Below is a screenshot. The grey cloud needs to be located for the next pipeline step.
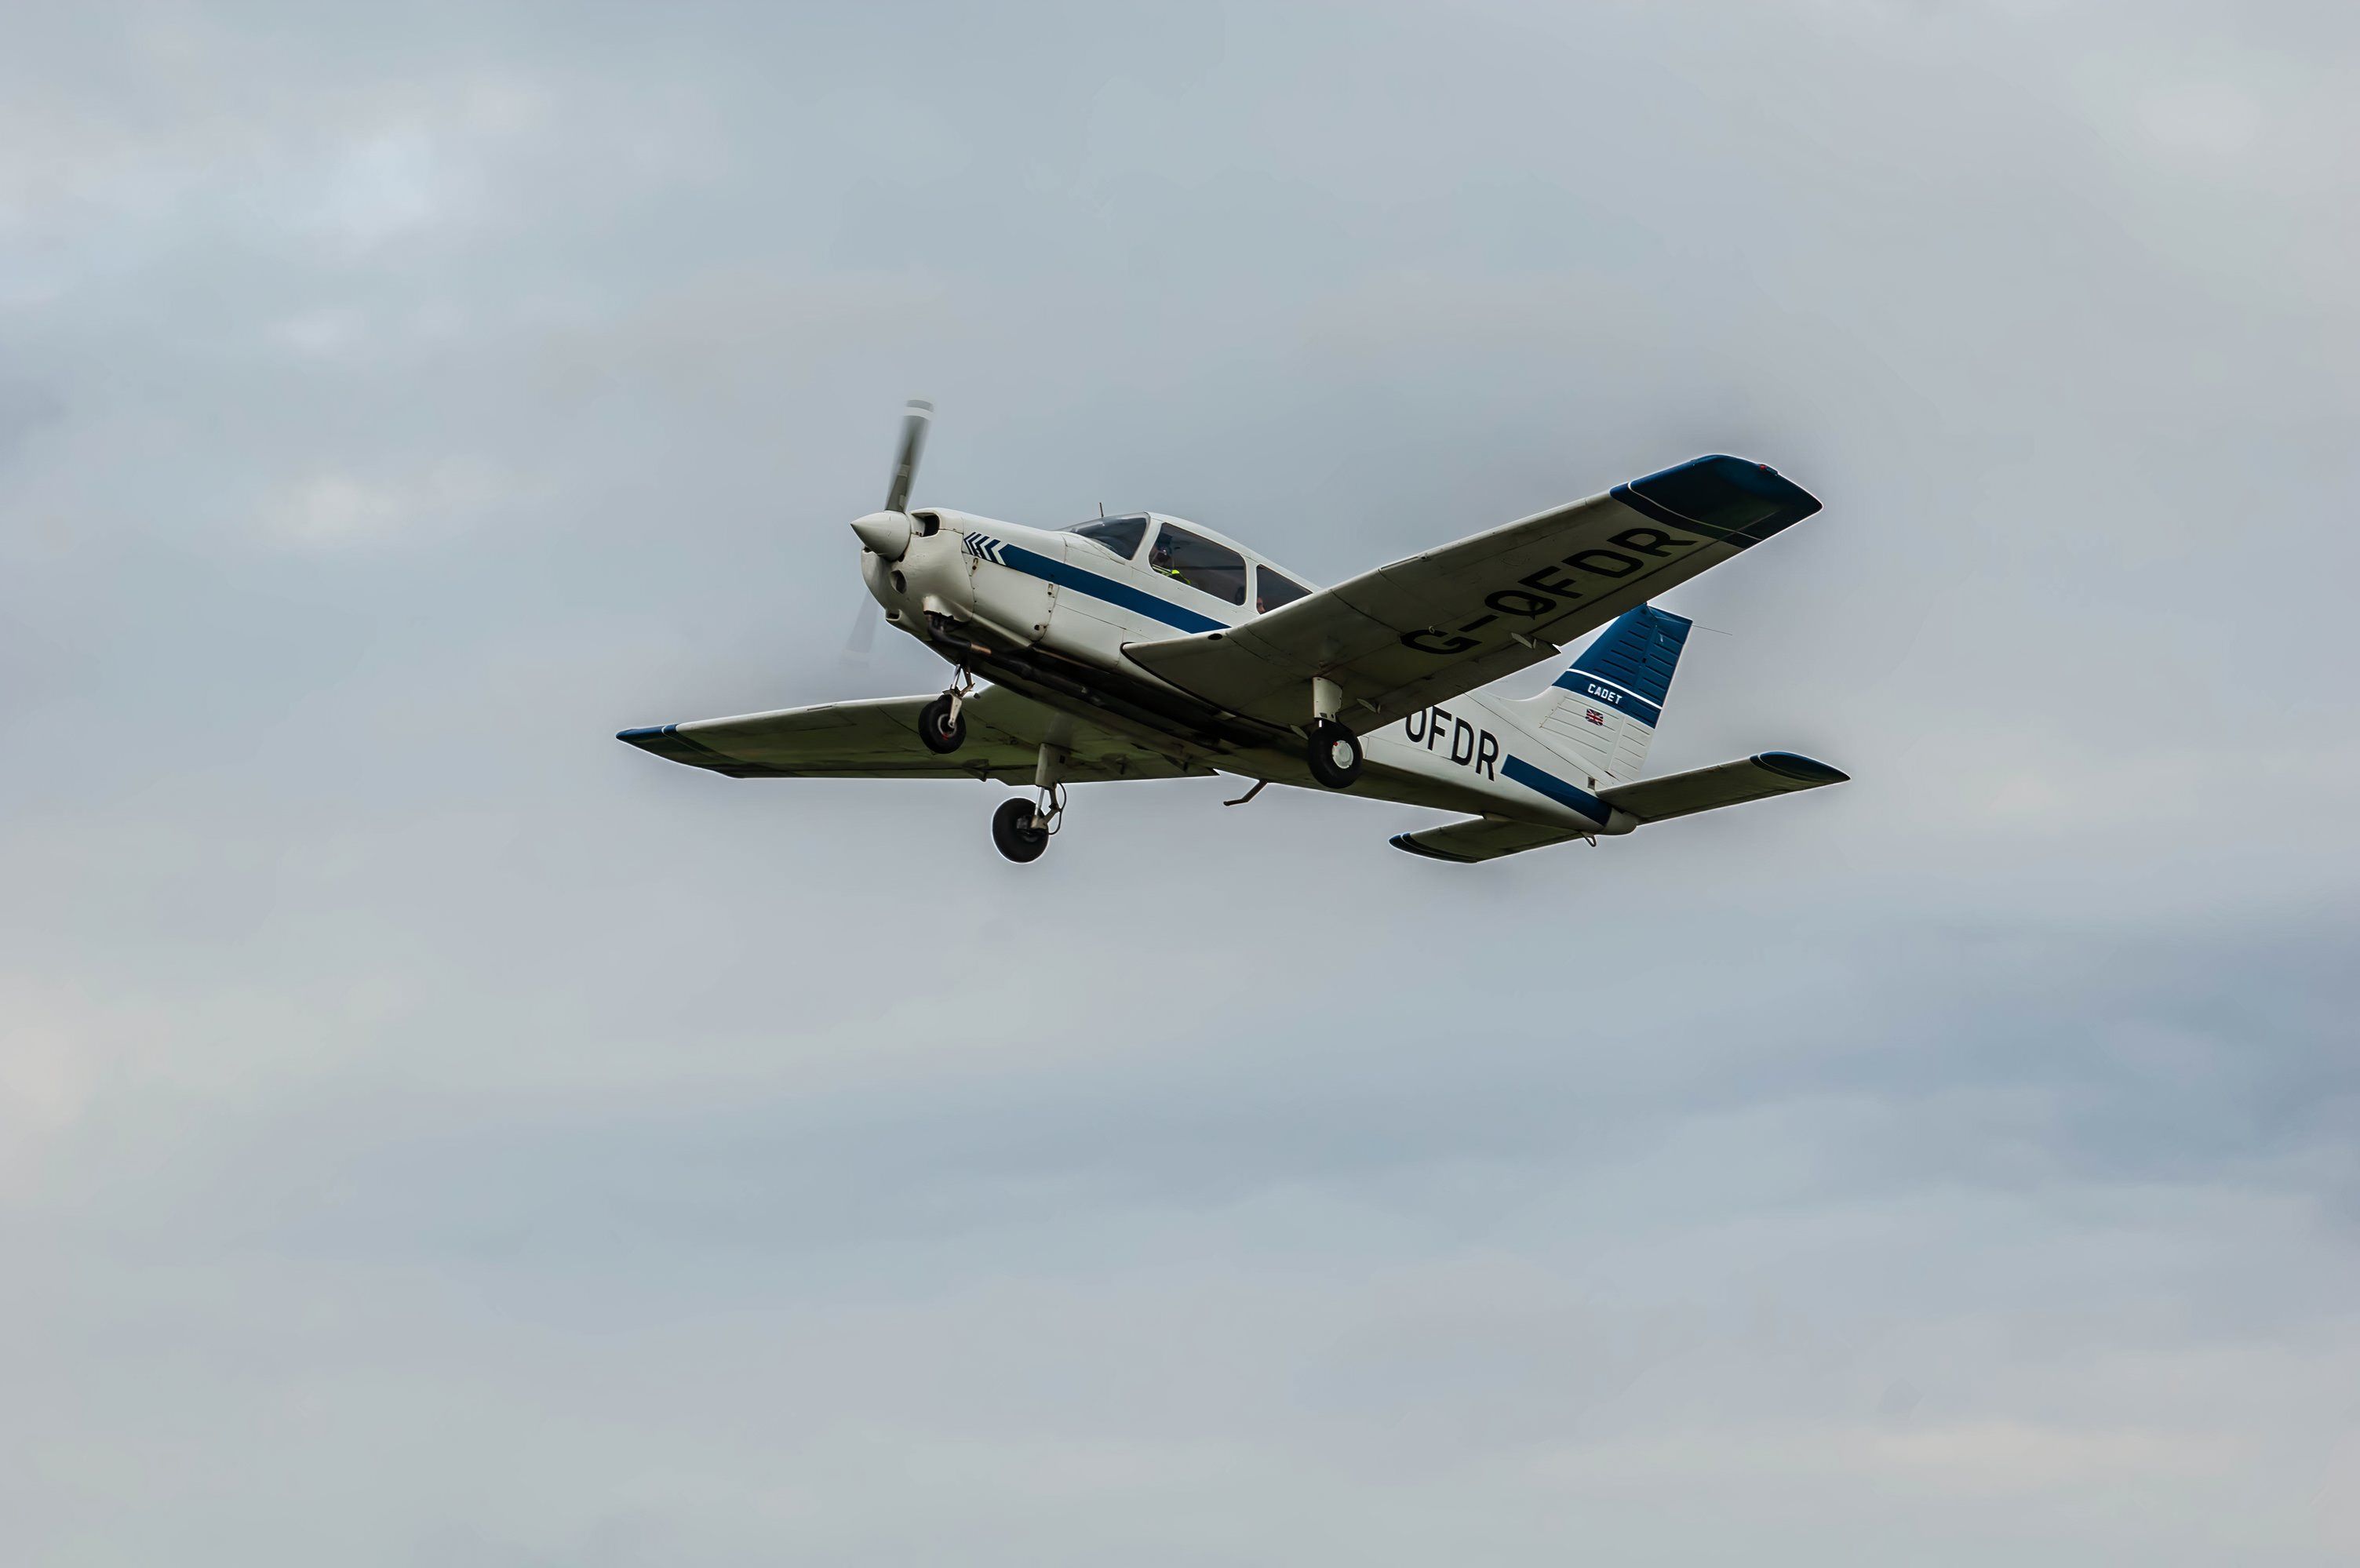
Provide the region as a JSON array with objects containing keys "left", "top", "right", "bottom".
[{"left": 4, "top": 2, "right": 2358, "bottom": 1563}]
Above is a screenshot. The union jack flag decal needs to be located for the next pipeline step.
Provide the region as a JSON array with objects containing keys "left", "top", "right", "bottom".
[{"left": 1586, "top": 708, "right": 1606, "bottom": 726}]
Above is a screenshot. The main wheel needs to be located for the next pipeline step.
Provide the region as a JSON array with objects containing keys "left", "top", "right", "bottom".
[
  {"left": 991, "top": 798, "right": 1050, "bottom": 863},
  {"left": 1307, "top": 719, "right": 1363, "bottom": 789},
  {"left": 919, "top": 693, "right": 966, "bottom": 755}
]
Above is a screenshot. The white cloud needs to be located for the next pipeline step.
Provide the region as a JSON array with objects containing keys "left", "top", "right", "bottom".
[{"left": 264, "top": 459, "right": 540, "bottom": 547}]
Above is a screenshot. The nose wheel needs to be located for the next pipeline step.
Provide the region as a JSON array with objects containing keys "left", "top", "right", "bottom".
[{"left": 919, "top": 687, "right": 968, "bottom": 754}]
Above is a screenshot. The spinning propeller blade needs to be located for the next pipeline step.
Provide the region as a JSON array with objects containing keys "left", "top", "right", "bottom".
[
  {"left": 883, "top": 398, "right": 932, "bottom": 515},
  {"left": 839, "top": 598, "right": 880, "bottom": 674}
]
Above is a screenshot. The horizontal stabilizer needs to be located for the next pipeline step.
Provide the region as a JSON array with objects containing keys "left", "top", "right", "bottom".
[
  {"left": 1389, "top": 815, "right": 1590, "bottom": 864},
  {"left": 1596, "top": 751, "right": 1848, "bottom": 824}
]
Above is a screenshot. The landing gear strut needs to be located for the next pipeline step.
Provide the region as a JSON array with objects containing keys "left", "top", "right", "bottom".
[{"left": 992, "top": 740, "right": 1068, "bottom": 864}]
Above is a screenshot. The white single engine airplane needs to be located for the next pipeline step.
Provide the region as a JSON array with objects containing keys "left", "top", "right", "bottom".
[{"left": 620, "top": 402, "right": 1848, "bottom": 863}]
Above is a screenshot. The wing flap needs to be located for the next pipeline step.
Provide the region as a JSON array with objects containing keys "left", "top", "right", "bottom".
[{"left": 1596, "top": 751, "right": 1848, "bottom": 824}]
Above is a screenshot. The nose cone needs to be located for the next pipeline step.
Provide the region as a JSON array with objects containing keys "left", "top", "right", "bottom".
[{"left": 850, "top": 510, "right": 913, "bottom": 561}]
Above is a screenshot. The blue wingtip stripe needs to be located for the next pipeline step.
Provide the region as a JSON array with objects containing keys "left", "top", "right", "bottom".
[
  {"left": 1613, "top": 455, "right": 1821, "bottom": 543},
  {"left": 1389, "top": 833, "right": 1480, "bottom": 863},
  {"left": 617, "top": 722, "right": 757, "bottom": 772},
  {"left": 1755, "top": 751, "right": 1849, "bottom": 785},
  {"left": 1612, "top": 480, "right": 1729, "bottom": 538}
]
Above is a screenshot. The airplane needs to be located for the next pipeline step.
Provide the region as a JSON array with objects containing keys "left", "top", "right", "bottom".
[{"left": 618, "top": 401, "right": 1848, "bottom": 863}]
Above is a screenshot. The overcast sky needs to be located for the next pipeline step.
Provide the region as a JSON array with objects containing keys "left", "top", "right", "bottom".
[{"left": 3, "top": 2, "right": 2358, "bottom": 1563}]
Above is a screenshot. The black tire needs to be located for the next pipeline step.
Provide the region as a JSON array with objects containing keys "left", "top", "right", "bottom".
[
  {"left": 1307, "top": 719, "right": 1363, "bottom": 789},
  {"left": 991, "top": 798, "right": 1050, "bottom": 863},
  {"left": 919, "top": 693, "right": 966, "bottom": 755}
]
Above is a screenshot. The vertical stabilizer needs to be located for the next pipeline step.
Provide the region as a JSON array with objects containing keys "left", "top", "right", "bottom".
[{"left": 1503, "top": 605, "right": 1692, "bottom": 781}]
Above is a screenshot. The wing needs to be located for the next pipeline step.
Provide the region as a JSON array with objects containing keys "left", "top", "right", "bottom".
[
  {"left": 1595, "top": 751, "right": 1848, "bottom": 823},
  {"left": 1124, "top": 455, "right": 1820, "bottom": 732},
  {"left": 617, "top": 686, "right": 1212, "bottom": 783}
]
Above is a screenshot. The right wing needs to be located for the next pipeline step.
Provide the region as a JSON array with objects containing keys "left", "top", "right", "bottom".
[
  {"left": 617, "top": 686, "right": 1211, "bottom": 783},
  {"left": 1125, "top": 455, "right": 1821, "bottom": 733}
]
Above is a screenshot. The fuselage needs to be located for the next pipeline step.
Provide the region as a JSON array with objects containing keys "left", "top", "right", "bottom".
[{"left": 858, "top": 507, "right": 1635, "bottom": 834}]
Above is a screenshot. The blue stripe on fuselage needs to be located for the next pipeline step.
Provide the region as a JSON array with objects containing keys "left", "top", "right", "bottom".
[
  {"left": 1500, "top": 754, "right": 1610, "bottom": 824},
  {"left": 996, "top": 542, "right": 1230, "bottom": 635}
]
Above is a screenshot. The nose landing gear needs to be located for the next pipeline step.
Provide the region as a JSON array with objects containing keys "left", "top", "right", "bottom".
[{"left": 919, "top": 674, "right": 974, "bottom": 755}]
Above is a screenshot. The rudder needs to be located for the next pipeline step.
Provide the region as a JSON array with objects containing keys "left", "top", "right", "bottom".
[{"left": 1505, "top": 604, "right": 1691, "bottom": 782}]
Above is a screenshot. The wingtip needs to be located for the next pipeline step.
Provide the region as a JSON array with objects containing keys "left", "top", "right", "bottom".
[
  {"left": 1754, "top": 751, "right": 1848, "bottom": 786},
  {"left": 1389, "top": 832, "right": 1481, "bottom": 863},
  {"left": 1616, "top": 453, "right": 1823, "bottom": 540}
]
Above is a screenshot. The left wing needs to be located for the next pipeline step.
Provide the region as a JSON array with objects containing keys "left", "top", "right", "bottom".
[
  {"left": 617, "top": 686, "right": 1211, "bottom": 783},
  {"left": 1124, "top": 454, "right": 1820, "bottom": 732}
]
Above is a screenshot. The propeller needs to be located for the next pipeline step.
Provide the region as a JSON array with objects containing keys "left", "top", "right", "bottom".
[
  {"left": 883, "top": 398, "right": 931, "bottom": 515},
  {"left": 840, "top": 398, "right": 934, "bottom": 674},
  {"left": 838, "top": 595, "right": 880, "bottom": 675}
]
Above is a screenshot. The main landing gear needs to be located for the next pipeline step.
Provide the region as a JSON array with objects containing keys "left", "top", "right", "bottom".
[
  {"left": 992, "top": 740, "right": 1068, "bottom": 864},
  {"left": 991, "top": 797, "right": 1051, "bottom": 862},
  {"left": 1307, "top": 719, "right": 1363, "bottom": 789},
  {"left": 1305, "top": 675, "right": 1362, "bottom": 789}
]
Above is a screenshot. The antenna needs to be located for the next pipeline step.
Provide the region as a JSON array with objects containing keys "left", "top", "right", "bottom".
[{"left": 1098, "top": 502, "right": 1105, "bottom": 518}]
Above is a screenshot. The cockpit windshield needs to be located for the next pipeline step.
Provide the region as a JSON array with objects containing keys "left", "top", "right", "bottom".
[{"left": 1066, "top": 513, "right": 1148, "bottom": 560}]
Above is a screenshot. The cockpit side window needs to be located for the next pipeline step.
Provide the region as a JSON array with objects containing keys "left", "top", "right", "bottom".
[
  {"left": 1147, "top": 522, "right": 1248, "bottom": 605},
  {"left": 1068, "top": 513, "right": 1147, "bottom": 560},
  {"left": 1256, "top": 567, "right": 1313, "bottom": 614}
]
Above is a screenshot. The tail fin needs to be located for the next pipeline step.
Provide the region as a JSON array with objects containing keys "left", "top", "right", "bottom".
[{"left": 1504, "top": 604, "right": 1692, "bottom": 782}]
